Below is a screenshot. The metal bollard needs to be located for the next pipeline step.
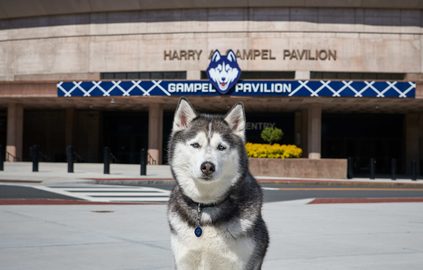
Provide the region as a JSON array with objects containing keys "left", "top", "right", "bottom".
[
  {"left": 391, "top": 158, "right": 397, "bottom": 180},
  {"left": 103, "top": 146, "right": 110, "bottom": 174},
  {"left": 370, "top": 158, "right": 375, "bottom": 180},
  {"left": 66, "top": 145, "right": 74, "bottom": 173},
  {"left": 411, "top": 160, "right": 417, "bottom": 181},
  {"left": 31, "top": 145, "right": 39, "bottom": 172},
  {"left": 347, "top": 157, "right": 353, "bottom": 179},
  {"left": 140, "top": 148, "right": 147, "bottom": 176},
  {"left": 0, "top": 145, "right": 4, "bottom": 171}
]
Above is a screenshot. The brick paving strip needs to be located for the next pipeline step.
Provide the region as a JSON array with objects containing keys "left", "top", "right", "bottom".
[{"left": 309, "top": 197, "right": 423, "bottom": 204}]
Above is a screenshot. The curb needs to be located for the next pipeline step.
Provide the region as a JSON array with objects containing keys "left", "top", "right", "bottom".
[
  {"left": 309, "top": 197, "right": 423, "bottom": 204},
  {"left": 0, "top": 179, "right": 42, "bottom": 184},
  {"left": 91, "top": 177, "right": 423, "bottom": 188}
]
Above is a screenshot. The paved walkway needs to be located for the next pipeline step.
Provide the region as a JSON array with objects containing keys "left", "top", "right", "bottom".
[
  {"left": 0, "top": 162, "right": 172, "bottom": 184},
  {"left": 0, "top": 201, "right": 422, "bottom": 270},
  {"left": 1, "top": 162, "right": 423, "bottom": 269}
]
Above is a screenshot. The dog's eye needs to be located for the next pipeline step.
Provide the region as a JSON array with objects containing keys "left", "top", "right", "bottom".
[
  {"left": 217, "top": 144, "right": 226, "bottom": 151},
  {"left": 190, "top": 143, "right": 201, "bottom": 149}
]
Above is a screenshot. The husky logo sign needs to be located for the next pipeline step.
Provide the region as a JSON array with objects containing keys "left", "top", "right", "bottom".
[{"left": 206, "top": 50, "right": 241, "bottom": 94}]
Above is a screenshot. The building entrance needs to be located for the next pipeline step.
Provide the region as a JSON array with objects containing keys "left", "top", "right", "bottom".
[
  {"left": 245, "top": 113, "right": 295, "bottom": 144},
  {"left": 322, "top": 113, "right": 405, "bottom": 177},
  {"left": 102, "top": 111, "right": 148, "bottom": 164},
  {"left": 0, "top": 110, "right": 6, "bottom": 152},
  {"left": 23, "top": 110, "right": 66, "bottom": 162},
  {"left": 161, "top": 111, "right": 295, "bottom": 164}
]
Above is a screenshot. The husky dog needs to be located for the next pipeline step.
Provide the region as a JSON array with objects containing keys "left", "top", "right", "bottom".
[
  {"left": 207, "top": 50, "right": 241, "bottom": 94},
  {"left": 167, "top": 98, "right": 269, "bottom": 270}
]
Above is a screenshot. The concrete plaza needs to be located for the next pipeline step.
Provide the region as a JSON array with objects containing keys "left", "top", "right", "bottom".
[{"left": 0, "top": 200, "right": 422, "bottom": 270}]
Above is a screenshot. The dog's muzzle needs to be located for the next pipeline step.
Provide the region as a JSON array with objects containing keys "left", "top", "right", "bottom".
[{"left": 200, "top": 161, "right": 215, "bottom": 178}]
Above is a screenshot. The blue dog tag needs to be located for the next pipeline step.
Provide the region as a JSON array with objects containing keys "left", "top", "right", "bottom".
[{"left": 194, "top": 226, "right": 203, "bottom": 237}]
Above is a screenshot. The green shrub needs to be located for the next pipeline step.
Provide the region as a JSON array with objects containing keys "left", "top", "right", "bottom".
[{"left": 261, "top": 127, "right": 283, "bottom": 144}]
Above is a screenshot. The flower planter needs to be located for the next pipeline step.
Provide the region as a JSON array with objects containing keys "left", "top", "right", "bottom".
[{"left": 249, "top": 158, "right": 347, "bottom": 179}]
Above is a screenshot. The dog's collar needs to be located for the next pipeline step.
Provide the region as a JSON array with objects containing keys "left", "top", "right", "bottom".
[
  {"left": 181, "top": 193, "right": 229, "bottom": 209},
  {"left": 191, "top": 198, "right": 228, "bottom": 238},
  {"left": 180, "top": 192, "right": 231, "bottom": 238}
]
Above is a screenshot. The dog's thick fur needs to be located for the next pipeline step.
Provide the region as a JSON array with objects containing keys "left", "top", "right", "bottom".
[{"left": 167, "top": 98, "right": 269, "bottom": 270}]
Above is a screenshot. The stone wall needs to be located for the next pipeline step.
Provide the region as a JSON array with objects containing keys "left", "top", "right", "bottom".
[
  {"left": 249, "top": 158, "right": 348, "bottom": 179},
  {"left": 0, "top": 8, "right": 421, "bottom": 80}
]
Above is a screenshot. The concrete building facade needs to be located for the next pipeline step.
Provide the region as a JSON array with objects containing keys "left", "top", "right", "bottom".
[{"left": 0, "top": 0, "right": 423, "bottom": 177}]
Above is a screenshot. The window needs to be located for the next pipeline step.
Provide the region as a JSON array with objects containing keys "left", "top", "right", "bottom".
[{"left": 310, "top": 72, "right": 405, "bottom": 80}]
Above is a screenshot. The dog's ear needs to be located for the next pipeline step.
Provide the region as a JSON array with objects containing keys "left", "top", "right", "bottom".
[
  {"left": 224, "top": 103, "right": 246, "bottom": 141},
  {"left": 226, "top": 50, "right": 237, "bottom": 62},
  {"left": 172, "top": 98, "right": 197, "bottom": 133},
  {"left": 211, "top": 50, "right": 221, "bottom": 62}
]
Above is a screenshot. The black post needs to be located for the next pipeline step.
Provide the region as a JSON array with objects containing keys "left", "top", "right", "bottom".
[
  {"left": 66, "top": 145, "right": 74, "bottom": 173},
  {"left": 31, "top": 145, "right": 39, "bottom": 172},
  {"left": 411, "top": 160, "right": 417, "bottom": 181},
  {"left": 370, "top": 158, "right": 375, "bottom": 180},
  {"left": 391, "top": 158, "right": 397, "bottom": 180},
  {"left": 103, "top": 146, "right": 110, "bottom": 174},
  {"left": 347, "top": 157, "right": 353, "bottom": 179},
  {"left": 140, "top": 148, "right": 147, "bottom": 176},
  {"left": 0, "top": 145, "right": 4, "bottom": 171}
]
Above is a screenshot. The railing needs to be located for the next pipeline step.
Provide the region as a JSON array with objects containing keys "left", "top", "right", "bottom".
[{"left": 347, "top": 157, "right": 420, "bottom": 180}]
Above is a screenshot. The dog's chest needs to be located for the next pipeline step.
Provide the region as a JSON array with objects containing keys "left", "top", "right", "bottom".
[{"left": 170, "top": 214, "right": 255, "bottom": 270}]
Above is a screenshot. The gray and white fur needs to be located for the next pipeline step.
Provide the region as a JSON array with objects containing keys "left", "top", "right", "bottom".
[{"left": 167, "top": 98, "right": 269, "bottom": 270}]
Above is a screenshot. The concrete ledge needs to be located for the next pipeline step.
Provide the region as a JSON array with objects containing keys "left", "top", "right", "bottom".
[
  {"left": 249, "top": 158, "right": 347, "bottom": 179},
  {"left": 1, "top": 0, "right": 422, "bottom": 20}
]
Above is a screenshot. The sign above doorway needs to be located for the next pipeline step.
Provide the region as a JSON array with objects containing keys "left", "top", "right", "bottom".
[
  {"left": 58, "top": 80, "right": 415, "bottom": 98},
  {"left": 58, "top": 49, "right": 415, "bottom": 98}
]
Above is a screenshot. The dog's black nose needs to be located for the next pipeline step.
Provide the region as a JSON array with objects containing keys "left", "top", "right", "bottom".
[{"left": 200, "top": 162, "right": 215, "bottom": 176}]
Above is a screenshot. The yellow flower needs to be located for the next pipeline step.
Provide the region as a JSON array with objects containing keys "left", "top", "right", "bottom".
[{"left": 245, "top": 143, "right": 302, "bottom": 159}]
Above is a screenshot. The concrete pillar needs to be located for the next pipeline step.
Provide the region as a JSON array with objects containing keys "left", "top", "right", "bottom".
[
  {"left": 295, "top": 70, "right": 311, "bottom": 80},
  {"left": 6, "top": 104, "right": 23, "bottom": 161},
  {"left": 148, "top": 103, "right": 163, "bottom": 165},
  {"left": 65, "top": 108, "right": 75, "bottom": 146},
  {"left": 307, "top": 105, "right": 322, "bottom": 159},
  {"left": 186, "top": 70, "right": 201, "bottom": 80},
  {"left": 405, "top": 113, "right": 420, "bottom": 175}
]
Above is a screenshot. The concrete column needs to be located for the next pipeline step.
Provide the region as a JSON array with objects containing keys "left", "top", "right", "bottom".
[
  {"left": 307, "top": 105, "right": 322, "bottom": 159},
  {"left": 6, "top": 104, "right": 23, "bottom": 161},
  {"left": 295, "top": 70, "right": 311, "bottom": 80},
  {"left": 405, "top": 113, "right": 420, "bottom": 175},
  {"left": 65, "top": 108, "right": 75, "bottom": 146},
  {"left": 148, "top": 103, "right": 163, "bottom": 165},
  {"left": 186, "top": 70, "right": 201, "bottom": 80}
]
